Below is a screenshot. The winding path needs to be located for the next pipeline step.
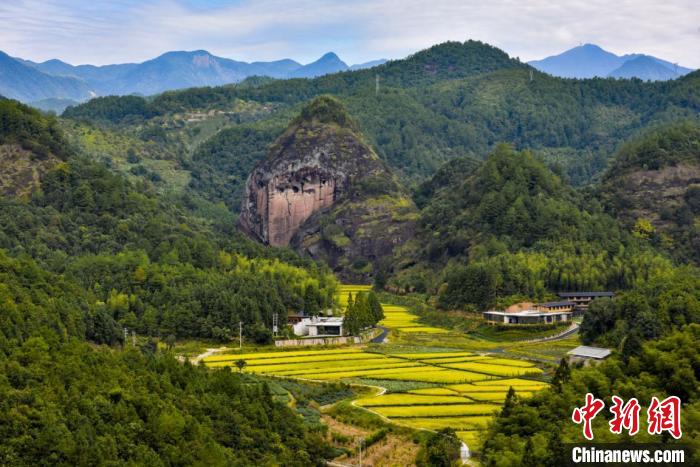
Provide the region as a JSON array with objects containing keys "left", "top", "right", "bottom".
[
  {"left": 523, "top": 322, "right": 579, "bottom": 343},
  {"left": 370, "top": 326, "right": 389, "bottom": 344}
]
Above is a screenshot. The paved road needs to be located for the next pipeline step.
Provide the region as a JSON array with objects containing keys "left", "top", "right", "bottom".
[
  {"left": 531, "top": 322, "right": 579, "bottom": 343},
  {"left": 370, "top": 326, "right": 388, "bottom": 344}
]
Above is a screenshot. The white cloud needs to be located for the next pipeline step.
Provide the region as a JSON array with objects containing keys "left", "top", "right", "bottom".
[{"left": 0, "top": 0, "right": 697, "bottom": 67}]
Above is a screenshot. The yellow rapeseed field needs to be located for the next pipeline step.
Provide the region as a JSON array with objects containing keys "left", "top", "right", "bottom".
[{"left": 203, "top": 285, "right": 553, "bottom": 449}]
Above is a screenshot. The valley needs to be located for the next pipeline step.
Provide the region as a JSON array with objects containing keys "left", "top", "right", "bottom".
[
  {"left": 196, "top": 284, "right": 575, "bottom": 462},
  {"left": 0, "top": 35, "right": 698, "bottom": 466}
]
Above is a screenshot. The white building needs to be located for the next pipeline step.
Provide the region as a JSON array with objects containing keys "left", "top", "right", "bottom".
[
  {"left": 292, "top": 316, "right": 344, "bottom": 337},
  {"left": 483, "top": 309, "right": 571, "bottom": 325}
]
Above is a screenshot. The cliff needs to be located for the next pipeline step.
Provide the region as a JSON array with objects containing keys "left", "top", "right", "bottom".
[{"left": 239, "top": 96, "right": 417, "bottom": 282}]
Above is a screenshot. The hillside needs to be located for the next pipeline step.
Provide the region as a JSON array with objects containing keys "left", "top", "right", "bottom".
[
  {"left": 600, "top": 121, "right": 700, "bottom": 263},
  {"left": 0, "top": 98, "right": 340, "bottom": 465},
  {"left": 239, "top": 96, "right": 418, "bottom": 282},
  {"left": 61, "top": 41, "right": 700, "bottom": 201},
  {"left": 0, "top": 98, "right": 72, "bottom": 196},
  {"left": 388, "top": 144, "right": 669, "bottom": 310}
]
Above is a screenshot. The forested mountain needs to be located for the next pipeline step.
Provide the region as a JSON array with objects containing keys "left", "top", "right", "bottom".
[
  {"left": 2, "top": 36, "right": 700, "bottom": 466},
  {"left": 0, "top": 97, "right": 336, "bottom": 465},
  {"left": 62, "top": 40, "right": 700, "bottom": 198},
  {"left": 599, "top": 121, "right": 700, "bottom": 264},
  {"left": 389, "top": 145, "right": 670, "bottom": 305}
]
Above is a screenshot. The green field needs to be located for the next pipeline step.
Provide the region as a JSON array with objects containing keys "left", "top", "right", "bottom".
[{"left": 202, "top": 285, "right": 566, "bottom": 448}]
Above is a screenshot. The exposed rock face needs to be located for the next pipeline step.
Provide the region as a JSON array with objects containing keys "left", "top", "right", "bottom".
[{"left": 239, "top": 96, "right": 418, "bottom": 282}]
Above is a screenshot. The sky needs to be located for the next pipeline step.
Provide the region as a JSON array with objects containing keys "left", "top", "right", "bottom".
[{"left": 1, "top": 0, "right": 698, "bottom": 68}]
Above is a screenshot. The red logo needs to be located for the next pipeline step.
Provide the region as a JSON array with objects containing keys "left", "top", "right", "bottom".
[
  {"left": 572, "top": 393, "right": 605, "bottom": 440},
  {"left": 609, "top": 396, "right": 640, "bottom": 436},
  {"left": 572, "top": 394, "right": 683, "bottom": 440},
  {"left": 647, "top": 396, "right": 682, "bottom": 439}
]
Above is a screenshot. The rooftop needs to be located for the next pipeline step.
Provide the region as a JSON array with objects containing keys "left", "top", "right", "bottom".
[
  {"left": 305, "top": 316, "right": 344, "bottom": 327},
  {"left": 558, "top": 291, "right": 614, "bottom": 298},
  {"left": 484, "top": 309, "right": 571, "bottom": 318},
  {"left": 567, "top": 345, "right": 612, "bottom": 359},
  {"left": 539, "top": 301, "right": 576, "bottom": 307}
]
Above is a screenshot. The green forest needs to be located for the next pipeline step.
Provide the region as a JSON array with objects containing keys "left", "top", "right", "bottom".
[{"left": 2, "top": 38, "right": 700, "bottom": 465}]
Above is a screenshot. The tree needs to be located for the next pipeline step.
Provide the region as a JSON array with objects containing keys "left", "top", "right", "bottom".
[
  {"left": 551, "top": 357, "right": 571, "bottom": 391},
  {"left": 164, "top": 334, "right": 176, "bottom": 351},
  {"left": 521, "top": 438, "right": 537, "bottom": 467},
  {"left": 545, "top": 428, "right": 567, "bottom": 467},
  {"left": 367, "top": 291, "right": 384, "bottom": 323},
  {"left": 418, "top": 428, "right": 461, "bottom": 467},
  {"left": 235, "top": 359, "right": 247, "bottom": 373},
  {"left": 621, "top": 330, "right": 643, "bottom": 361},
  {"left": 502, "top": 386, "right": 518, "bottom": 418}
]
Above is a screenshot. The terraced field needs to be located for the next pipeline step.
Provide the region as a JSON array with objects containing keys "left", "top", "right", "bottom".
[{"left": 202, "top": 285, "right": 550, "bottom": 447}]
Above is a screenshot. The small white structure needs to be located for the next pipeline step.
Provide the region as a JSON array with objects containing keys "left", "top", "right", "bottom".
[
  {"left": 293, "top": 316, "right": 344, "bottom": 337},
  {"left": 460, "top": 442, "right": 471, "bottom": 463}
]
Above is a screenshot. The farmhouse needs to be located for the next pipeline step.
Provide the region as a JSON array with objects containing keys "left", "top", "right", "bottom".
[
  {"left": 287, "top": 310, "right": 309, "bottom": 324},
  {"left": 567, "top": 345, "right": 612, "bottom": 364},
  {"left": 558, "top": 291, "right": 614, "bottom": 311},
  {"left": 482, "top": 309, "right": 571, "bottom": 325},
  {"left": 536, "top": 300, "right": 575, "bottom": 313},
  {"left": 292, "top": 316, "right": 345, "bottom": 337}
]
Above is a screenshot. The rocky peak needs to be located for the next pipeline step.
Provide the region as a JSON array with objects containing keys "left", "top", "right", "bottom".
[
  {"left": 239, "top": 96, "right": 390, "bottom": 246},
  {"left": 238, "top": 96, "right": 417, "bottom": 282}
]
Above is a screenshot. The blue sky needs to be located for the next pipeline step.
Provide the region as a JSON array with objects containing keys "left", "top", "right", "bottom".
[{"left": 1, "top": 0, "right": 698, "bottom": 67}]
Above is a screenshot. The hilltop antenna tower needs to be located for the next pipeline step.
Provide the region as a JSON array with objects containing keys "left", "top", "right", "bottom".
[
  {"left": 529, "top": 69, "right": 533, "bottom": 82},
  {"left": 375, "top": 74, "right": 380, "bottom": 96}
]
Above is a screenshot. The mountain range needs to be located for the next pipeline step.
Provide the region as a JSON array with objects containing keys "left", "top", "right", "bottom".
[
  {"left": 1, "top": 50, "right": 386, "bottom": 110},
  {"left": 529, "top": 43, "right": 693, "bottom": 80}
]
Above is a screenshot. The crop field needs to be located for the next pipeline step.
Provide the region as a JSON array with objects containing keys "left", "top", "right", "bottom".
[
  {"left": 378, "top": 305, "right": 448, "bottom": 334},
  {"left": 355, "top": 394, "right": 472, "bottom": 406},
  {"left": 399, "top": 416, "right": 493, "bottom": 431},
  {"left": 202, "top": 285, "right": 553, "bottom": 449},
  {"left": 337, "top": 285, "right": 372, "bottom": 306},
  {"left": 371, "top": 403, "right": 500, "bottom": 418}
]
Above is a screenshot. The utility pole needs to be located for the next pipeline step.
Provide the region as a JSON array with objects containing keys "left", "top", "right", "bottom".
[
  {"left": 375, "top": 74, "right": 379, "bottom": 96},
  {"left": 132, "top": 330, "right": 136, "bottom": 347},
  {"left": 357, "top": 437, "right": 364, "bottom": 467},
  {"left": 123, "top": 327, "right": 128, "bottom": 345},
  {"left": 272, "top": 313, "right": 278, "bottom": 337},
  {"left": 529, "top": 69, "right": 533, "bottom": 82},
  {"left": 239, "top": 321, "right": 243, "bottom": 350}
]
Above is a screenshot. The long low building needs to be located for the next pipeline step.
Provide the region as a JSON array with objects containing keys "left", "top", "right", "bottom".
[
  {"left": 536, "top": 300, "right": 576, "bottom": 313},
  {"left": 558, "top": 291, "right": 613, "bottom": 308},
  {"left": 567, "top": 345, "right": 612, "bottom": 364},
  {"left": 483, "top": 309, "right": 571, "bottom": 325}
]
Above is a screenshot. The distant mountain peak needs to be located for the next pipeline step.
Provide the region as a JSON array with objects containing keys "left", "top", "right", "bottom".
[
  {"left": 529, "top": 44, "right": 693, "bottom": 80},
  {"left": 318, "top": 52, "right": 341, "bottom": 61}
]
